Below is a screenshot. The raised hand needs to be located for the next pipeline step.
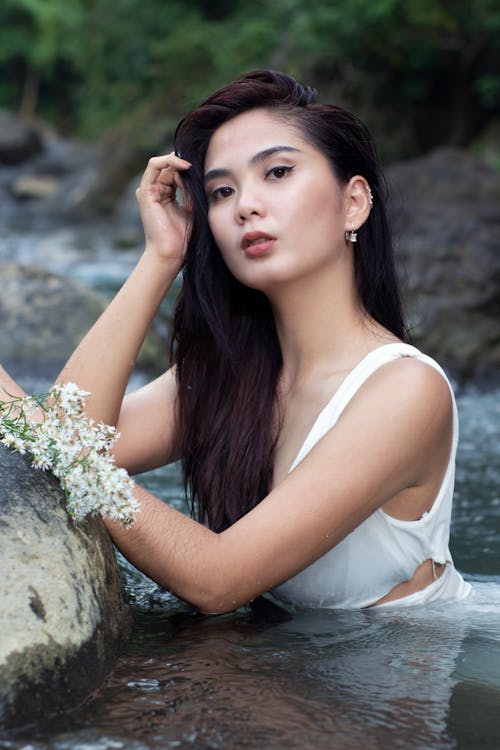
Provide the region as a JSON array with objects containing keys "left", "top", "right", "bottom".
[
  {"left": 136, "top": 152, "right": 192, "bottom": 269},
  {"left": 53, "top": 153, "right": 193, "bottom": 427}
]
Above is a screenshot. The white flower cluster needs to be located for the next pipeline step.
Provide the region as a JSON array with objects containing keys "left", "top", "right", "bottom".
[{"left": 0, "top": 382, "right": 139, "bottom": 525}]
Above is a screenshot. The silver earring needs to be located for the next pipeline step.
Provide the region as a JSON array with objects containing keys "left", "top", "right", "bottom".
[
  {"left": 366, "top": 184, "right": 373, "bottom": 207},
  {"left": 345, "top": 224, "right": 357, "bottom": 243}
]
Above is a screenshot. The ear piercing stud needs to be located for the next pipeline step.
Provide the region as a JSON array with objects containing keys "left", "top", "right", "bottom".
[{"left": 345, "top": 224, "right": 358, "bottom": 243}]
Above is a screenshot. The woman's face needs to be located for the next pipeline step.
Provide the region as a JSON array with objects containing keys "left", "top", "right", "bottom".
[{"left": 203, "top": 109, "right": 350, "bottom": 293}]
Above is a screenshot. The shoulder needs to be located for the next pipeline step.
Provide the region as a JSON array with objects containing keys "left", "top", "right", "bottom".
[
  {"left": 329, "top": 353, "right": 453, "bottom": 485},
  {"left": 347, "top": 352, "right": 453, "bottom": 420},
  {"left": 295, "top": 352, "right": 454, "bottom": 464}
]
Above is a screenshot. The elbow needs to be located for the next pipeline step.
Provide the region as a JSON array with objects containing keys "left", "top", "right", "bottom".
[
  {"left": 184, "top": 581, "right": 249, "bottom": 616},
  {"left": 189, "top": 593, "right": 243, "bottom": 616},
  {"left": 196, "top": 601, "right": 238, "bottom": 616}
]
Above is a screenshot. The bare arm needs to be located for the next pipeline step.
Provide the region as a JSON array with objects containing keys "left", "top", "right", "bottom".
[
  {"left": 113, "top": 367, "right": 181, "bottom": 473},
  {"left": 0, "top": 366, "right": 28, "bottom": 401},
  {"left": 1, "top": 154, "right": 191, "bottom": 469},
  {"left": 103, "top": 358, "right": 453, "bottom": 614},
  {"left": 55, "top": 153, "right": 191, "bottom": 428}
]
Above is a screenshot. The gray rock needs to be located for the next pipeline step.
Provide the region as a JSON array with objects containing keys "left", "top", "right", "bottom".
[
  {"left": 387, "top": 148, "right": 500, "bottom": 379},
  {"left": 0, "top": 110, "right": 44, "bottom": 165},
  {"left": 0, "top": 263, "right": 168, "bottom": 378},
  {"left": 0, "top": 263, "right": 107, "bottom": 369},
  {"left": 0, "top": 443, "right": 131, "bottom": 728}
]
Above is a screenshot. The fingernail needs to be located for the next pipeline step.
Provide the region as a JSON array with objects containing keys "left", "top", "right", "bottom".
[{"left": 175, "top": 150, "right": 191, "bottom": 165}]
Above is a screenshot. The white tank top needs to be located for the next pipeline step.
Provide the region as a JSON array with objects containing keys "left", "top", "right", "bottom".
[{"left": 272, "top": 343, "right": 471, "bottom": 609}]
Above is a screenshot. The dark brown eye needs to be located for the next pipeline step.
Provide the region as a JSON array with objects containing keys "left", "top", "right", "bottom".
[
  {"left": 209, "top": 186, "right": 234, "bottom": 203},
  {"left": 267, "top": 165, "right": 294, "bottom": 180}
]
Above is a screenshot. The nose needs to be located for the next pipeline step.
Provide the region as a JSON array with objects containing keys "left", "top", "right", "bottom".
[{"left": 235, "top": 180, "right": 266, "bottom": 224}]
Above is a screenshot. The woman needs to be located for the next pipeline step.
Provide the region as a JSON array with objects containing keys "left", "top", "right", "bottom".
[{"left": 0, "top": 70, "right": 471, "bottom": 612}]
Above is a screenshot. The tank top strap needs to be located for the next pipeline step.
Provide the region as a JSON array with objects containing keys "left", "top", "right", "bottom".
[{"left": 289, "top": 342, "right": 457, "bottom": 472}]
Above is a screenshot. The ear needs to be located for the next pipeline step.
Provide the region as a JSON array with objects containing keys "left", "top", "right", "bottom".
[{"left": 344, "top": 176, "right": 372, "bottom": 233}]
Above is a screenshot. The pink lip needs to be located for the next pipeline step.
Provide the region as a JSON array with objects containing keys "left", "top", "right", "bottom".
[{"left": 241, "top": 231, "right": 276, "bottom": 256}]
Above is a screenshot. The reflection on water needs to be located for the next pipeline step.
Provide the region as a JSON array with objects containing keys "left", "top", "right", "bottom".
[
  {"left": 2, "top": 387, "right": 500, "bottom": 750},
  {"left": 4, "top": 589, "right": 500, "bottom": 750}
]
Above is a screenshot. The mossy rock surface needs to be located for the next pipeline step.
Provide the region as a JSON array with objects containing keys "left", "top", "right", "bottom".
[{"left": 0, "top": 444, "right": 131, "bottom": 730}]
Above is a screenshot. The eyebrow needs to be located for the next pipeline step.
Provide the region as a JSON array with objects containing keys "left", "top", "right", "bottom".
[{"left": 203, "top": 146, "right": 302, "bottom": 185}]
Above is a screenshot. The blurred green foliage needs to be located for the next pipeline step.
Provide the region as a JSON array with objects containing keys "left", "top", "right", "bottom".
[{"left": 0, "top": 0, "right": 499, "bottom": 160}]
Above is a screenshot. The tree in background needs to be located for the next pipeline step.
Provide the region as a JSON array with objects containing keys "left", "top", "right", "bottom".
[
  {"left": 0, "top": 0, "right": 83, "bottom": 127},
  {"left": 0, "top": 0, "right": 498, "bottom": 163}
]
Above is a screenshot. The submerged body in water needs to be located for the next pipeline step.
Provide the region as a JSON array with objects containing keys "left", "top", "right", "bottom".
[{"left": 273, "top": 343, "right": 471, "bottom": 609}]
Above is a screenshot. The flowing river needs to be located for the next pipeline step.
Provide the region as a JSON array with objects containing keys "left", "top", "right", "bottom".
[{"left": 1, "top": 221, "right": 500, "bottom": 750}]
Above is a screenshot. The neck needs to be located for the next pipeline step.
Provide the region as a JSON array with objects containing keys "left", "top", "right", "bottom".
[{"left": 267, "top": 261, "right": 396, "bottom": 389}]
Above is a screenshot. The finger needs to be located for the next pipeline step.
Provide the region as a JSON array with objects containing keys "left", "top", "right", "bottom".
[
  {"left": 138, "top": 153, "right": 191, "bottom": 197},
  {"left": 144, "top": 153, "right": 191, "bottom": 181},
  {"left": 156, "top": 166, "right": 186, "bottom": 192}
]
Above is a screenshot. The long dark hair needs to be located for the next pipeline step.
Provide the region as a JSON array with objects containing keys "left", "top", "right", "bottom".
[{"left": 171, "top": 69, "right": 407, "bottom": 532}]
